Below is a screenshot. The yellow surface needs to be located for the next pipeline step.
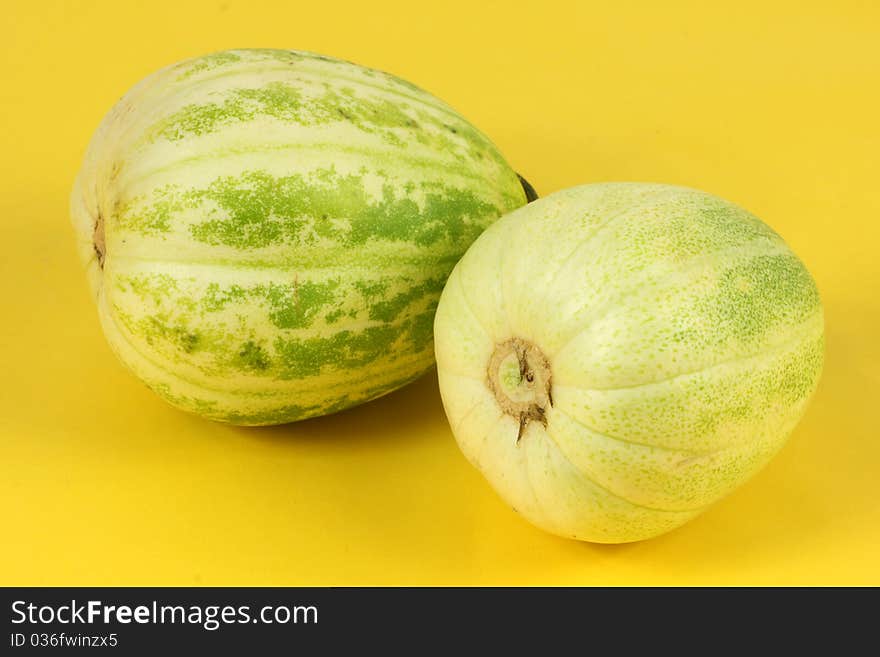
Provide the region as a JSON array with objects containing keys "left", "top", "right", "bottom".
[{"left": 1, "top": 0, "right": 878, "bottom": 585}]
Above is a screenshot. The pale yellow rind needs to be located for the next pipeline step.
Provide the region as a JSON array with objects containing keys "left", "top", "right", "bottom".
[{"left": 434, "top": 183, "right": 824, "bottom": 543}]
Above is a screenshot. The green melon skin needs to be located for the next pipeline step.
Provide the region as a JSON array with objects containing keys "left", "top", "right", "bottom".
[
  {"left": 434, "top": 183, "right": 824, "bottom": 543},
  {"left": 71, "top": 49, "right": 527, "bottom": 425}
]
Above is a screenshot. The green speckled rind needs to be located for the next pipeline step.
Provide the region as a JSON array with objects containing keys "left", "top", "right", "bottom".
[
  {"left": 71, "top": 49, "right": 526, "bottom": 425},
  {"left": 434, "top": 183, "right": 824, "bottom": 543}
]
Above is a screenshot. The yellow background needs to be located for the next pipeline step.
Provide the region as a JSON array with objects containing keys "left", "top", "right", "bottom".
[{"left": 2, "top": 0, "right": 878, "bottom": 585}]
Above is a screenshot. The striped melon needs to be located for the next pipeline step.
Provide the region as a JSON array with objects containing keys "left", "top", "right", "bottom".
[
  {"left": 434, "top": 184, "right": 824, "bottom": 542},
  {"left": 71, "top": 49, "right": 527, "bottom": 425}
]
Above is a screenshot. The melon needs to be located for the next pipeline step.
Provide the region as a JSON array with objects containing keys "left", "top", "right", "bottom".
[
  {"left": 71, "top": 49, "right": 527, "bottom": 425},
  {"left": 434, "top": 183, "right": 824, "bottom": 543}
]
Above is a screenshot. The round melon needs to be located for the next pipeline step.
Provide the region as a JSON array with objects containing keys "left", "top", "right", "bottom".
[
  {"left": 71, "top": 49, "right": 527, "bottom": 425},
  {"left": 434, "top": 183, "right": 824, "bottom": 543}
]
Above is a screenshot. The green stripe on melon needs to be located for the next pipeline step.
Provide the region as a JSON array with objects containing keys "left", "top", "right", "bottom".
[{"left": 71, "top": 49, "right": 526, "bottom": 424}]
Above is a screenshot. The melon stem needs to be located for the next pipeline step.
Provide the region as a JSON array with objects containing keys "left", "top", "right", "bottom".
[
  {"left": 517, "top": 173, "right": 539, "bottom": 203},
  {"left": 93, "top": 211, "right": 105, "bottom": 268},
  {"left": 486, "top": 337, "right": 553, "bottom": 444}
]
